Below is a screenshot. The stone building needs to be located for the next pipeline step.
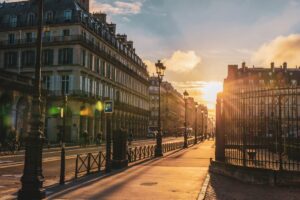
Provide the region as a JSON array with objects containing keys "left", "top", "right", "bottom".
[
  {"left": 224, "top": 62, "right": 300, "bottom": 92},
  {"left": 149, "top": 76, "right": 185, "bottom": 136},
  {"left": 161, "top": 81, "right": 184, "bottom": 136},
  {"left": 0, "top": 0, "right": 150, "bottom": 143},
  {"left": 0, "top": 70, "right": 34, "bottom": 144}
]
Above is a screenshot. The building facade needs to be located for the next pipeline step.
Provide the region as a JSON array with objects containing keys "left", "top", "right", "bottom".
[
  {"left": 0, "top": 70, "right": 34, "bottom": 145},
  {"left": 0, "top": 0, "right": 150, "bottom": 143},
  {"left": 149, "top": 76, "right": 185, "bottom": 136}
]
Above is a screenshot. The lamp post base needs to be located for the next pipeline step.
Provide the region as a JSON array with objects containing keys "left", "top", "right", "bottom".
[
  {"left": 183, "top": 135, "right": 188, "bottom": 148},
  {"left": 18, "top": 187, "right": 45, "bottom": 200},
  {"left": 155, "top": 148, "right": 163, "bottom": 157}
]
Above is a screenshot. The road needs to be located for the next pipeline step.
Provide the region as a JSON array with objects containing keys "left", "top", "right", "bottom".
[{"left": 0, "top": 137, "right": 183, "bottom": 197}]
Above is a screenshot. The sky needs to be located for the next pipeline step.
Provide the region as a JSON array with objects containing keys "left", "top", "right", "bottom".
[
  {"left": 87, "top": 0, "right": 300, "bottom": 115},
  {"left": 4, "top": 0, "right": 300, "bottom": 115}
]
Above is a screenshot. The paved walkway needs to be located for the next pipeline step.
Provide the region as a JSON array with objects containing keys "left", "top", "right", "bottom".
[
  {"left": 204, "top": 173, "right": 300, "bottom": 200},
  {"left": 47, "top": 140, "right": 215, "bottom": 200}
]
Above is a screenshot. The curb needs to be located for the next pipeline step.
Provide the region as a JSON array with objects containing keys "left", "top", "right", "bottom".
[{"left": 197, "top": 173, "right": 210, "bottom": 200}]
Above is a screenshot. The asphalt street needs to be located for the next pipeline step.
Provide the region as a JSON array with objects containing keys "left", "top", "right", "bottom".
[{"left": 0, "top": 137, "right": 182, "bottom": 197}]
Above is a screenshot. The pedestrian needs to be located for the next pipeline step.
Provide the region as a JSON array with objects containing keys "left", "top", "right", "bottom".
[
  {"left": 83, "top": 130, "right": 88, "bottom": 147},
  {"left": 128, "top": 131, "right": 133, "bottom": 145},
  {"left": 96, "top": 132, "right": 102, "bottom": 145}
]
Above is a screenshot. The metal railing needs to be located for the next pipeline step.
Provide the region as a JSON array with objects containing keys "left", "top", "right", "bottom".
[
  {"left": 75, "top": 151, "right": 106, "bottom": 178},
  {"left": 74, "top": 137, "right": 204, "bottom": 178},
  {"left": 218, "top": 87, "right": 300, "bottom": 171}
]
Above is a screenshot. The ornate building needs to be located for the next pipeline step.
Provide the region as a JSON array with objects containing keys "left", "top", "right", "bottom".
[
  {"left": 149, "top": 76, "right": 185, "bottom": 136},
  {"left": 0, "top": 0, "right": 150, "bottom": 143}
]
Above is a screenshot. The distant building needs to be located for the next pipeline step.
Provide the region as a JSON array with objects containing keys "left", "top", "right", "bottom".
[
  {"left": 224, "top": 62, "right": 300, "bottom": 92},
  {"left": 0, "top": 0, "right": 150, "bottom": 143},
  {"left": 149, "top": 76, "right": 185, "bottom": 136},
  {"left": 161, "top": 81, "right": 184, "bottom": 136}
]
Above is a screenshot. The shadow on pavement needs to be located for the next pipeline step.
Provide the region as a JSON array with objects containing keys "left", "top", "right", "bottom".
[{"left": 205, "top": 173, "right": 300, "bottom": 200}]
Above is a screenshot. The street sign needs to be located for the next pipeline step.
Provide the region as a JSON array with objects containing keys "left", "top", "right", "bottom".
[{"left": 104, "top": 100, "right": 114, "bottom": 113}]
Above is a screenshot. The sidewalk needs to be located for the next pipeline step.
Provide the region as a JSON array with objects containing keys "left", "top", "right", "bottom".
[
  {"left": 204, "top": 173, "right": 300, "bottom": 200},
  {"left": 47, "top": 140, "right": 215, "bottom": 200}
]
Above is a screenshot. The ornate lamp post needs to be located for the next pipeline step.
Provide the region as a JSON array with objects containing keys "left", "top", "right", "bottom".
[
  {"left": 18, "top": 0, "right": 45, "bottom": 199},
  {"left": 155, "top": 60, "right": 166, "bottom": 157},
  {"left": 60, "top": 95, "right": 67, "bottom": 185},
  {"left": 194, "top": 103, "right": 198, "bottom": 144},
  {"left": 201, "top": 110, "right": 204, "bottom": 139},
  {"left": 183, "top": 90, "right": 189, "bottom": 148}
]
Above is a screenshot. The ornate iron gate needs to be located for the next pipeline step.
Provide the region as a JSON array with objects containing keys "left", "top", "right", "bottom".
[{"left": 219, "top": 87, "right": 300, "bottom": 171}]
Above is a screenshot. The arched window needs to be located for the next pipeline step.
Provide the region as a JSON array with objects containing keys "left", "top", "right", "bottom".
[
  {"left": 27, "top": 13, "right": 35, "bottom": 25},
  {"left": 9, "top": 15, "right": 17, "bottom": 27}
]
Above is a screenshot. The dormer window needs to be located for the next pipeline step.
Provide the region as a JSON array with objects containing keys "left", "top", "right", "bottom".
[
  {"left": 45, "top": 11, "right": 53, "bottom": 22},
  {"left": 64, "top": 10, "right": 72, "bottom": 21},
  {"left": 9, "top": 15, "right": 17, "bottom": 27},
  {"left": 28, "top": 13, "right": 35, "bottom": 25}
]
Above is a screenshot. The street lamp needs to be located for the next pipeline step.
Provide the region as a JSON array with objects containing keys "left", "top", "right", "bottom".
[
  {"left": 60, "top": 95, "right": 67, "bottom": 185},
  {"left": 194, "top": 103, "right": 198, "bottom": 144},
  {"left": 201, "top": 110, "right": 204, "bottom": 140},
  {"left": 18, "top": 0, "right": 45, "bottom": 199},
  {"left": 155, "top": 60, "right": 166, "bottom": 157},
  {"left": 183, "top": 90, "right": 189, "bottom": 148}
]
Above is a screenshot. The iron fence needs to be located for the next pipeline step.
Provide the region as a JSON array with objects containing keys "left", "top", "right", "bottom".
[
  {"left": 219, "top": 87, "right": 300, "bottom": 171},
  {"left": 75, "top": 151, "right": 106, "bottom": 178},
  {"left": 75, "top": 137, "right": 203, "bottom": 178}
]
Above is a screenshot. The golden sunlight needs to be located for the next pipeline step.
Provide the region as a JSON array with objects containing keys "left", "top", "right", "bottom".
[{"left": 200, "top": 81, "right": 223, "bottom": 110}]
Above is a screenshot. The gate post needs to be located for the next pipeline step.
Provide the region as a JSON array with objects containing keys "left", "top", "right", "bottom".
[
  {"left": 278, "top": 95, "right": 283, "bottom": 171},
  {"left": 215, "top": 93, "right": 225, "bottom": 162}
]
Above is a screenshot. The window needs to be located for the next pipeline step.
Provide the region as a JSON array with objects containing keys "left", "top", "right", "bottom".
[
  {"left": 26, "top": 32, "right": 34, "bottom": 43},
  {"left": 63, "top": 29, "right": 70, "bottom": 37},
  {"left": 8, "top": 33, "right": 15, "bottom": 44},
  {"left": 58, "top": 48, "right": 73, "bottom": 64},
  {"left": 44, "top": 31, "right": 51, "bottom": 42},
  {"left": 42, "top": 49, "right": 54, "bottom": 65},
  {"left": 95, "top": 57, "right": 100, "bottom": 73},
  {"left": 81, "top": 49, "right": 86, "bottom": 66},
  {"left": 45, "top": 11, "right": 53, "bottom": 22},
  {"left": 106, "top": 63, "right": 111, "bottom": 78},
  {"left": 9, "top": 15, "right": 17, "bottom": 27},
  {"left": 4, "top": 52, "right": 18, "bottom": 68},
  {"left": 101, "top": 60, "right": 105, "bottom": 76},
  {"left": 21, "top": 50, "right": 35, "bottom": 66},
  {"left": 43, "top": 76, "right": 51, "bottom": 90},
  {"left": 64, "top": 10, "right": 72, "bottom": 21},
  {"left": 88, "top": 53, "right": 93, "bottom": 70},
  {"left": 61, "top": 75, "right": 69, "bottom": 94},
  {"left": 28, "top": 13, "right": 35, "bottom": 25}
]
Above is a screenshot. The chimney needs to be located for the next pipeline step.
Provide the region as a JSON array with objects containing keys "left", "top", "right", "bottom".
[
  {"left": 77, "top": 0, "right": 89, "bottom": 12},
  {"left": 283, "top": 62, "right": 287, "bottom": 69},
  {"left": 116, "top": 34, "right": 127, "bottom": 43},
  {"left": 227, "top": 65, "right": 238, "bottom": 79},
  {"left": 242, "top": 62, "right": 246, "bottom": 69},
  {"left": 108, "top": 23, "right": 116, "bottom": 35},
  {"left": 270, "top": 62, "right": 274, "bottom": 69},
  {"left": 126, "top": 41, "right": 133, "bottom": 50},
  {"left": 93, "top": 13, "right": 107, "bottom": 23}
]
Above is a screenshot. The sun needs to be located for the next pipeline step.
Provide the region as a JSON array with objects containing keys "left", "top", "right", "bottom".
[{"left": 201, "top": 82, "right": 223, "bottom": 110}]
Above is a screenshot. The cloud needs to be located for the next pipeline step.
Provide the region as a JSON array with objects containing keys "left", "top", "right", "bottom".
[
  {"left": 91, "top": 0, "right": 142, "bottom": 15},
  {"left": 162, "top": 50, "right": 201, "bottom": 72},
  {"left": 252, "top": 34, "right": 300, "bottom": 67},
  {"left": 143, "top": 60, "right": 156, "bottom": 76}
]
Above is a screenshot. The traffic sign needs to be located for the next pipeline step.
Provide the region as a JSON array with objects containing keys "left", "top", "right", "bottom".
[{"left": 104, "top": 100, "right": 114, "bottom": 113}]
